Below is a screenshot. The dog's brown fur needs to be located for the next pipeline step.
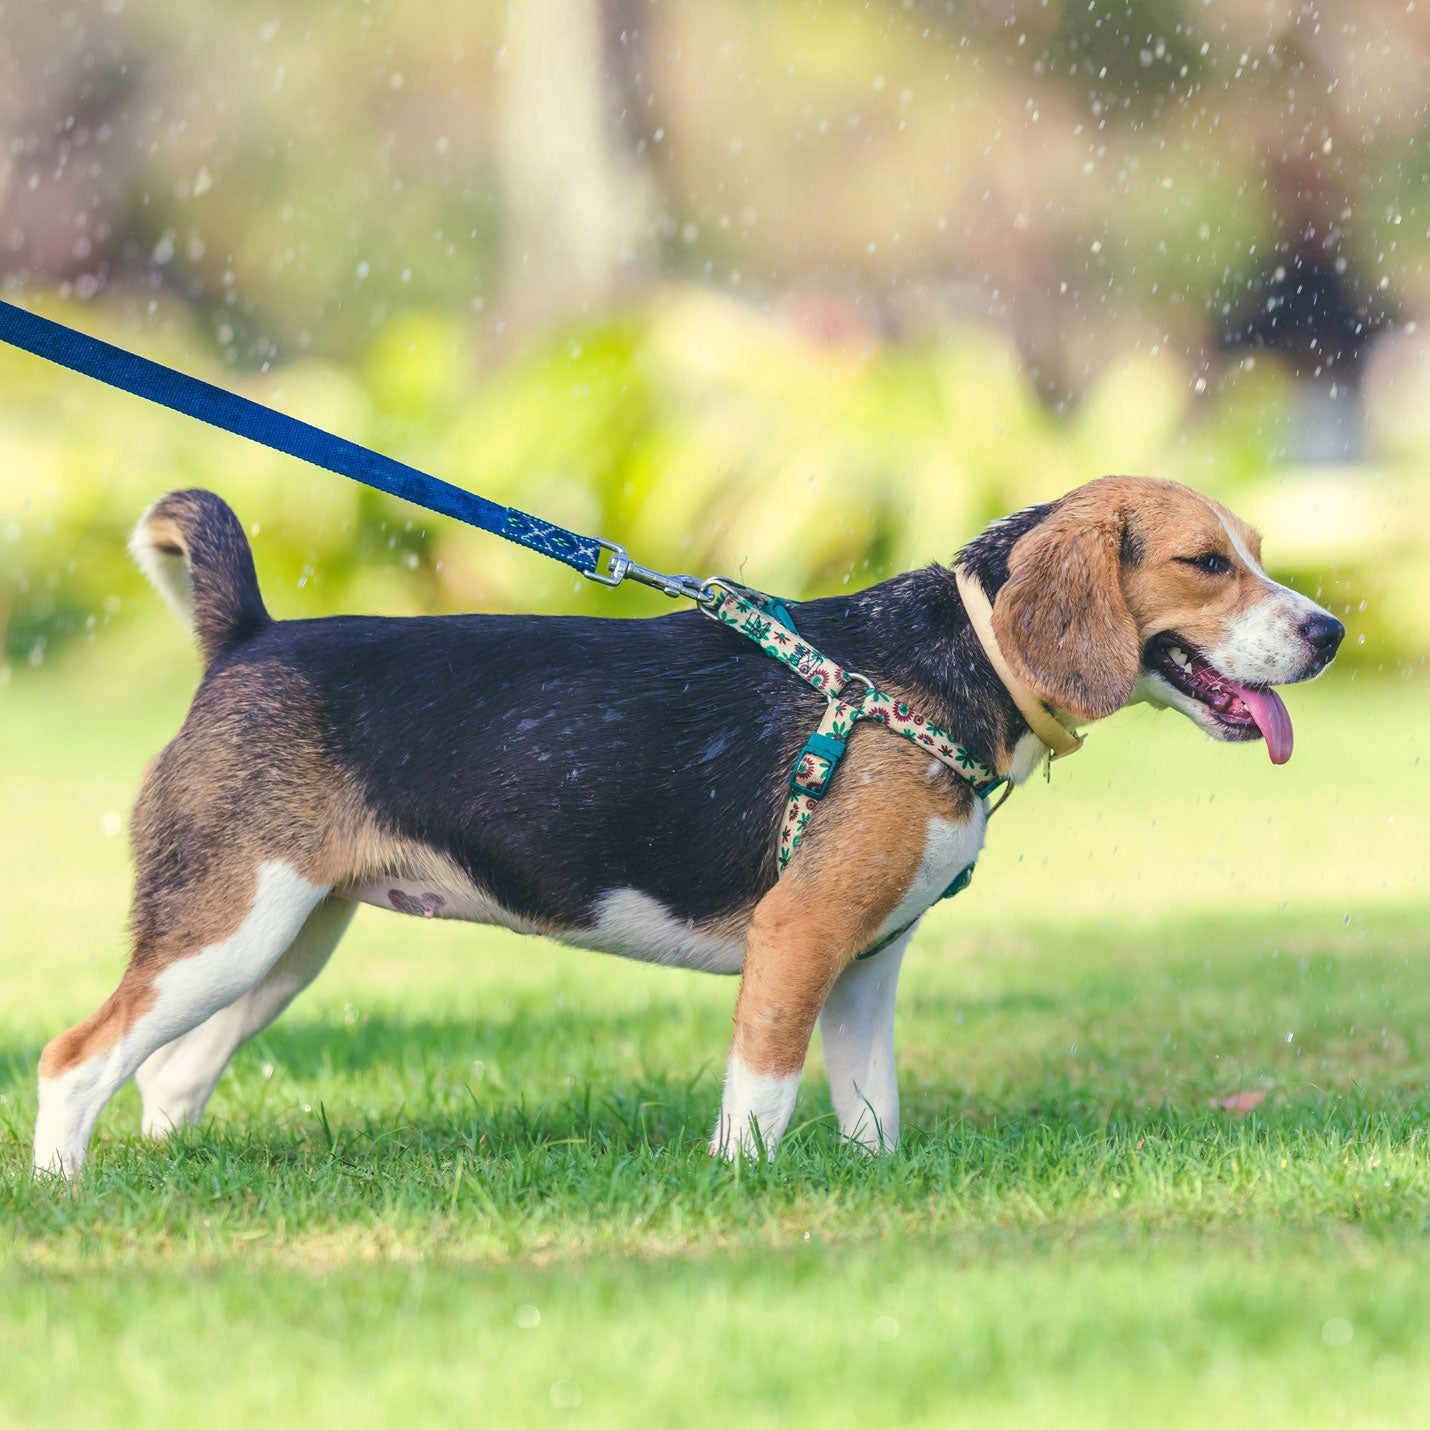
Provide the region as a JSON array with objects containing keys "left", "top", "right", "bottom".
[
  {"left": 993, "top": 477, "right": 1268, "bottom": 719},
  {"left": 732, "top": 725, "right": 974, "bottom": 1077}
]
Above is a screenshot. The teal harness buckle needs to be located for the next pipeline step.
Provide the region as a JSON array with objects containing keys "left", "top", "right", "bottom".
[
  {"left": 765, "top": 597, "right": 798, "bottom": 631},
  {"left": 789, "top": 730, "right": 848, "bottom": 799}
]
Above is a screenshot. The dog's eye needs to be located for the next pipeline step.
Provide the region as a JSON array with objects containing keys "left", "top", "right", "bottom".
[{"left": 1176, "top": 552, "right": 1232, "bottom": 576}]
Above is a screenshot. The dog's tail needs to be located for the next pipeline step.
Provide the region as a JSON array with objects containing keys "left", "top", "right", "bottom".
[{"left": 129, "top": 490, "right": 271, "bottom": 668}]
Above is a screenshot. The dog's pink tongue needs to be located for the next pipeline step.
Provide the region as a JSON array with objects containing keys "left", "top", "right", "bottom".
[{"left": 1237, "top": 684, "right": 1294, "bottom": 765}]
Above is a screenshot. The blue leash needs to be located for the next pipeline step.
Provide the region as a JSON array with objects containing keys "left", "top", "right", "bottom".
[
  {"left": 0, "top": 297, "right": 987, "bottom": 945},
  {"left": 0, "top": 299, "right": 708, "bottom": 601}
]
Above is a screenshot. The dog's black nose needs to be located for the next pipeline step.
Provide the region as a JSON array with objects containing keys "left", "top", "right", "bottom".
[{"left": 1302, "top": 612, "right": 1345, "bottom": 659}]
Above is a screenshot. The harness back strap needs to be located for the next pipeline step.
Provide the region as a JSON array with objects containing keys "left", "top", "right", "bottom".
[{"left": 703, "top": 587, "right": 1004, "bottom": 870}]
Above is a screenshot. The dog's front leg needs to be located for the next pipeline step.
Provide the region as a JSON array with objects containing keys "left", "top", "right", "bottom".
[
  {"left": 710, "top": 748, "right": 955, "bottom": 1160},
  {"left": 818, "top": 928, "right": 910, "bottom": 1153},
  {"left": 711, "top": 944, "right": 839, "bottom": 1161},
  {"left": 710, "top": 871, "right": 875, "bottom": 1161}
]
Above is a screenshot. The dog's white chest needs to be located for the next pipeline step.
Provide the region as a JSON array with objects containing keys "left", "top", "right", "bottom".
[{"left": 867, "top": 809, "right": 988, "bottom": 945}]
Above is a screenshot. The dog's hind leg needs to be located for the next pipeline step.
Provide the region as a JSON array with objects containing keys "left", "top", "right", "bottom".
[
  {"left": 818, "top": 929, "right": 911, "bottom": 1153},
  {"left": 33, "top": 861, "right": 329, "bottom": 1178},
  {"left": 135, "top": 894, "right": 354, "bottom": 1138}
]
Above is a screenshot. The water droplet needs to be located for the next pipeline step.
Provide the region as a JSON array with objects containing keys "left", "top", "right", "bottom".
[{"left": 549, "top": 1379, "right": 582, "bottom": 1409}]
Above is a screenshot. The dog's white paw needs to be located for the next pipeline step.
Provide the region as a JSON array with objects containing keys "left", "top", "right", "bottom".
[{"left": 711, "top": 1057, "right": 800, "bottom": 1161}]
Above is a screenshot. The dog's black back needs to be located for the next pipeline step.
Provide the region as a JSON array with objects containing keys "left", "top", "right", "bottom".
[{"left": 198, "top": 562, "right": 1018, "bottom": 926}]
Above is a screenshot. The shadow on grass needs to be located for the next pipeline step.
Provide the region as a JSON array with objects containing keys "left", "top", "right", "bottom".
[
  {"left": 0, "top": 980, "right": 1077, "bottom": 1128},
  {"left": 6, "top": 1073, "right": 1426, "bottom": 1253},
  {"left": 3, "top": 930, "right": 1425, "bottom": 1176},
  {"left": 3, "top": 1027, "right": 1423, "bottom": 1183}
]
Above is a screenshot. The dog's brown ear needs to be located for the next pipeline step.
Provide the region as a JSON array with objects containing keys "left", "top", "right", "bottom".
[{"left": 990, "top": 495, "right": 1140, "bottom": 721}]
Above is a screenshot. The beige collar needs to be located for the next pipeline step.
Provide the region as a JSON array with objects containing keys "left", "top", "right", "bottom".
[{"left": 954, "top": 567, "right": 1084, "bottom": 761}]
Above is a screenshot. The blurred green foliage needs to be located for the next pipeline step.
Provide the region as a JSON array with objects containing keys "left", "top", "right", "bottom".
[
  {"left": 3, "top": 291, "right": 1428, "bottom": 676},
  {"left": 5, "top": 1, "right": 1424, "bottom": 362},
  {"left": 2, "top": 2, "right": 1427, "bottom": 679}
]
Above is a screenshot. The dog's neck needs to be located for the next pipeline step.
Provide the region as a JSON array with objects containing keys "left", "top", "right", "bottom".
[
  {"left": 955, "top": 567, "right": 1083, "bottom": 759},
  {"left": 782, "top": 504, "right": 1072, "bottom": 785},
  {"left": 874, "top": 501, "right": 1068, "bottom": 783},
  {"left": 898, "top": 568, "right": 1053, "bottom": 786},
  {"left": 795, "top": 566, "right": 1034, "bottom": 785}
]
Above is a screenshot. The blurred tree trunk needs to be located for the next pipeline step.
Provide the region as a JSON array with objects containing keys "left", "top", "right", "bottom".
[{"left": 496, "top": 0, "right": 656, "bottom": 331}]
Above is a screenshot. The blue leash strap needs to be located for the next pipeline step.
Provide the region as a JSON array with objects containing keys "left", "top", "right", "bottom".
[
  {"left": 0, "top": 299, "right": 630, "bottom": 582},
  {"left": 2, "top": 298, "right": 998, "bottom": 963}
]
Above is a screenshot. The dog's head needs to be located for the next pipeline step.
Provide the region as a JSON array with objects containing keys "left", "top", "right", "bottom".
[{"left": 984, "top": 476, "right": 1343, "bottom": 763}]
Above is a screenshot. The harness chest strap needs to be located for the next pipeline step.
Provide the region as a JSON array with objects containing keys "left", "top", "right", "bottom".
[
  {"left": 703, "top": 579, "right": 1085, "bottom": 960},
  {"left": 702, "top": 586, "right": 1005, "bottom": 957},
  {"left": 704, "top": 586, "right": 1002, "bottom": 868}
]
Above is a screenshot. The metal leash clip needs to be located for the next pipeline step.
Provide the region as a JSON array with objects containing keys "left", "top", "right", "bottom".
[
  {"left": 582, "top": 538, "right": 632, "bottom": 587},
  {"left": 581, "top": 539, "right": 714, "bottom": 603}
]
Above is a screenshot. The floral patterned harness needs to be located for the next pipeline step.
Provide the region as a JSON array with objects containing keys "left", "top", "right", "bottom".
[{"left": 702, "top": 582, "right": 1009, "bottom": 959}]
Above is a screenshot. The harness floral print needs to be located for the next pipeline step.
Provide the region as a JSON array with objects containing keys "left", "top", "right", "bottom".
[{"left": 702, "top": 585, "right": 1005, "bottom": 873}]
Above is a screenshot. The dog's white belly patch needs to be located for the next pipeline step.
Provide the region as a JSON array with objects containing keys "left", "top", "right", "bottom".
[
  {"left": 561, "top": 888, "right": 747, "bottom": 974},
  {"left": 868, "top": 810, "right": 987, "bottom": 944},
  {"left": 345, "top": 817, "right": 982, "bottom": 973},
  {"left": 344, "top": 877, "right": 746, "bottom": 972}
]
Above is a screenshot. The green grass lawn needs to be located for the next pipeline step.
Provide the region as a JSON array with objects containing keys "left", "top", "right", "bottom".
[{"left": 1, "top": 640, "right": 1427, "bottom": 1427}]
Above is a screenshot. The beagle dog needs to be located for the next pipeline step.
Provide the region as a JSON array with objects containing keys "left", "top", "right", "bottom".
[{"left": 33, "top": 476, "right": 1344, "bottom": 1175}]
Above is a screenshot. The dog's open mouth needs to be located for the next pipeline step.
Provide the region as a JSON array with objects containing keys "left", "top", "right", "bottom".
[{"left": 1144, "top": 632, "right": 1294, "bottom": 765}]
